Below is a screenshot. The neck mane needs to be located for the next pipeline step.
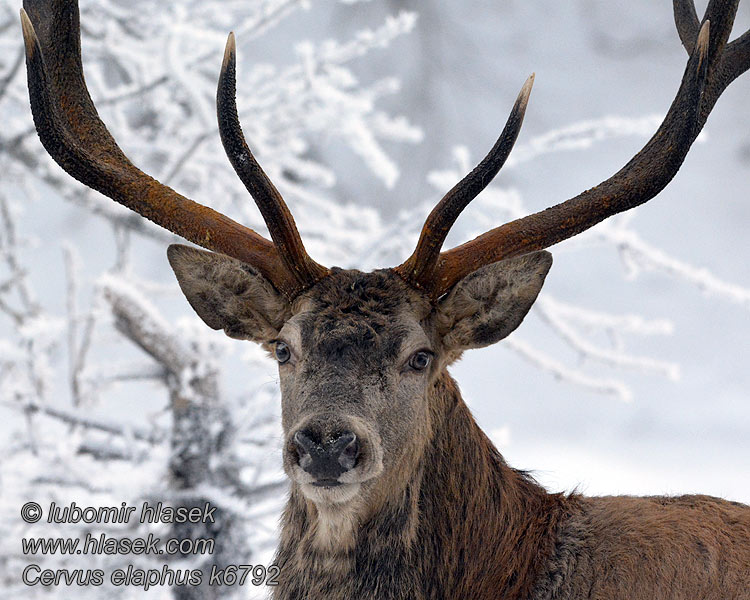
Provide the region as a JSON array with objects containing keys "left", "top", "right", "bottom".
[{"left": 275, "top": 372, "right": 567, "bottom": 600}]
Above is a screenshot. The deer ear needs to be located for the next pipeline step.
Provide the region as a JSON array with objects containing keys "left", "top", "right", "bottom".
[
  {"left": 167, "top": 244, "right": 291, "bottom": 342},
  {"left": 436, "top": 251, "right": 552, "bottom": 352}
]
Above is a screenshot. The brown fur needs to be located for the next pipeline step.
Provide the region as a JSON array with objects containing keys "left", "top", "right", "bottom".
[{"left": 534, "top": 495, "right": 750, "bottom": 599}]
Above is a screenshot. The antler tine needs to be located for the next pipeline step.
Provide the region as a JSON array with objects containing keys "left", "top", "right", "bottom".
[
  {"left": 674, "top": 0, "right": 749, "bottom": 128},
  {"left": 217, "top": 33, "right": 329, "bottom": 288},
  {"left": 395, "top": 74, "right": 535, "bottom": 288},
  {"left": 423, "top": 20, "right": 714, "bottom": 298},
  {"left": 725, "top": 29, "right": 750, "bottom": 83},
  {"left": 20, "top": 0, "right": 307, "bottom": 299},
  {"left": 674, "top": 0, "right": 701, "bottom": 52}
]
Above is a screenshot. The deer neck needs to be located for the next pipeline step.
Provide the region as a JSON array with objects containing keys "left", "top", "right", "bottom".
[
  {"left": 274, "top": 372, "right": 565, "bottom": 600},
  {"left": 414, "top": 373, "right": 566, "bottom": 598}
]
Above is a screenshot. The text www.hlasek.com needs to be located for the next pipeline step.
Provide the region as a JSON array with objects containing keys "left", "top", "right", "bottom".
[{"left": 22, "top": 533, "right": 213, "bottom": 556}]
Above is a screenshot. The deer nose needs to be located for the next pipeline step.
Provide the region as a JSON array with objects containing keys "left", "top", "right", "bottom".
[{"left": 292, "top": 430, "right": 359, "bottom": 482}]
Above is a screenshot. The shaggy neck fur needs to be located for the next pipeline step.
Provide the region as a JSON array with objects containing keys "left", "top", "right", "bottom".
[{"left": 273, "top": 372, "right": 566, "bottom": 600}]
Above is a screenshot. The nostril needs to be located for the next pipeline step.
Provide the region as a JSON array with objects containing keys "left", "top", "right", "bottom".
[
  {"left": 292, "top": 431, "right": 317, "bottom": 470},
  {"left": 333, "top": 432, "right": 359, "bottom": 471},
  {"left": 293, "top": 430, "right": 316, "bottom": 453}
]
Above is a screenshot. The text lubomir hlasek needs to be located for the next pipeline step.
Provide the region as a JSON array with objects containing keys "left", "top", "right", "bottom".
[{"left": 45, "top": 502, "right": 216, "bottom": 524}]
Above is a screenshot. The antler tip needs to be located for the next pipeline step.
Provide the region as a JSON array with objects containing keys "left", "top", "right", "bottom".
[
  {"left": 19, "top": 8, "right": 37, "bottom": 54},
  {"left": 222, "top": 31, "right": 236, "bottom": 70},
  {"left": 696, "top": 19, "right": 710, "bottom": 60},
  {"left": 515, "top": 72, "right": 535, "bottom": 114}
]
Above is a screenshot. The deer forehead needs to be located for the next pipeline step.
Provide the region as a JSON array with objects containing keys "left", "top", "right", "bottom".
[{"left": 283, "top": 268, "right": 433, "bottom": 362}]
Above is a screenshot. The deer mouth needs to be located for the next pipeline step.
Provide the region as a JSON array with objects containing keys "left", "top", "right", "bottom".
[
  {"left": 312, "top": 479, "right": 343, "bottom": 488},
  {"left": 298, "top": 480, "right": 362, "bottom": 505}
]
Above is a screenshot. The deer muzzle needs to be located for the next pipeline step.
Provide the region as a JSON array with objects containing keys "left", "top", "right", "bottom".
[
  {"left": 292, "top": 430, "right": 359, "bottom": 486},
  {"left": 284, "top": 414, "right": 384, "bottom": 499}
]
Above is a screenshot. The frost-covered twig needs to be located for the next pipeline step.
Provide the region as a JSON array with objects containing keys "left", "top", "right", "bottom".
[
  {"left": 101, "top": 274, "right": 207, "bottom": 380},
  {"left": 0, "top": 47, "right": 23, "bottom": 102},
  {"left": 504, "top": 337, "right": 633, "bottom": 403},
  {"left": 0, "top": 400, "right": 163, "bottom": 443},
  {"left": 536, "top": 297, "right": 681, "bottom": 380},
  {"left": 602, "top": 224, "right": 750, "bottom": 308}
]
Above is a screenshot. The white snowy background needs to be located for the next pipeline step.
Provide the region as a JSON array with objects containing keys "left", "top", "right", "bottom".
[{"left": 0, "top": 0, "right": 748, "bottom": 598}]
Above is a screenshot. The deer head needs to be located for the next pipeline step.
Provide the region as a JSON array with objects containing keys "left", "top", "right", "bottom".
[{"left": 20, "top": 0, "right": 748, "bottom": 520}]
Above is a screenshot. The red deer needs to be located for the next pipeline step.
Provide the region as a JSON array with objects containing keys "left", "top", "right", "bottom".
[{"left": 20, "top": 0, "right": 750, "bottom": 598}]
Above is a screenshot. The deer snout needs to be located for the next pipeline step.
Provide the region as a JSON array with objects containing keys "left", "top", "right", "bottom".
[
  {"left": 292, "top": 430, "right": 359, "bottom": 485},
  {"left": 284, "top": 416, "right": 384, "bottom": 494}
]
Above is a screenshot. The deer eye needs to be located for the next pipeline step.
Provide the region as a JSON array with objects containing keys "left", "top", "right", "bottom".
[
  {"left": 275, "top": 341, "right": 291, "bottom": 364},
  {"left": 408, "top": 350, "right": 432, "bottom": 371}
]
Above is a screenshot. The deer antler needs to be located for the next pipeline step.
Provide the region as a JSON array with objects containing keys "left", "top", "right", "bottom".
[
  {"left": 217, "top": 32, "right": 329, "bottom": 287},
  {"left": 397, "top": 0, "right": 749, "bottom": 298},
  {"left": 395, "top": 75, "right": 535, "bottom": 289},
  {"left": 20, "top": 0, "right": 325, "bottom": 299}
]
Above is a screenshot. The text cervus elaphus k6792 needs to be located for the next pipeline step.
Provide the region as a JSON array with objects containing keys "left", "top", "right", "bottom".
[{"left": 20, "top": 0, "right": 750, "bottom": 598}]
